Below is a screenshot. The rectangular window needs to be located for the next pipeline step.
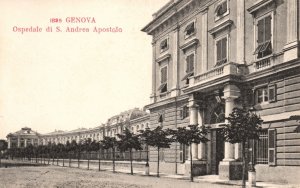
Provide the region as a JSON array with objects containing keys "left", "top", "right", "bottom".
[
  {"left": 157, "top": 66, "right": 167, "bottom": 93},
  {"left": 254, "top": 15, "right": 272, "bottom": 58},
  {"left": 256, "top": 87, "right": 268, "bottom": 104},
  {"left": 216, "top": 37, "right": 227, "bottom": 67},
  {"left": 180, "top": 106, "right": 189, "bottom": 119},
  {"left": 255, "top": 84, "right": 277, "bottom": 104},
  {"left": 268, "top": 129, "right": 276, "bottom": 166}
]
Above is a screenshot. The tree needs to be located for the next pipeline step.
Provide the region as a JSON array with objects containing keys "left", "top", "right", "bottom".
[
  {"left": 117, "top": 128, "right": 142, "bottom": 175},
  {"left": 170, "top": 124, "right": 209, "bottom": 182},
  {"left": 0, "top": 140, "right": 8, "bottom": 167},
  {"left": 139, "top": 128, "right": 152, "bottom": 175},
  {"left": 98, "top": 142, "right": 103, "bottom": 171},
  {"left": 36, "top": 145, "right": 46, "bottom": 164},
  {"left": 69, "top": 140, "right": 79, "bottom": 167},
  {"left": 140, "top": 126, "right": 172, "bottom": 177},
  {"left": 65, "top": 141, "right": 72, "bottom": 167},
  {"left": 221, "top": 107, "right": 263, "bottom": 188},
  {"left": 25, "top": 144, "right": 34, "bottom": 161},
  {"left": 81, "top": 138, "right": 99, "bottom": 170},
  {"left": 57, "top": 143, "right": 65, "bottom": 166},
  {"left": 101, "top": 136, "right": 118, "bottom": 173}
]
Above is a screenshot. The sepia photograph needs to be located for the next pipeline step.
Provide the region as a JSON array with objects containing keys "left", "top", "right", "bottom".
[{"left": 0, "top": 0, "right": 300, "bottom": 187}]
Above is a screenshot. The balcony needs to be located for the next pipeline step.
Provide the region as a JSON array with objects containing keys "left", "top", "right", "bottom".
[
  {"left": 188, "top": 62, "right": 243, "bottom": 87},
  {"left": 253, "top": 56, "right": 272, "bottom": 71}
]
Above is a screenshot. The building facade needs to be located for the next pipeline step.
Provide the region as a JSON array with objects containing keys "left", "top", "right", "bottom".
[
  {"left": 7, "top": 108, "right": 149, "bottom": 148},
  {"left": 142, "top": 0, "right": 300, "bottom": 184}
]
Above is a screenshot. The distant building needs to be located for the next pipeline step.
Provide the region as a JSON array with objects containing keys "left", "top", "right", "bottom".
[
  {"left": 6, "top": 108, "right": 149, "bottom": 147},
  {"left": 6, "top": 127, "right": 40, "bottom": 148},
  {"left": 142, "top": 0, "right": 300, "bottom": 184}
]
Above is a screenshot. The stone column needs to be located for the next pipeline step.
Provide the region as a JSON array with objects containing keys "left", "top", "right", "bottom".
[
  {"left": 198, "top": 109, "right": 206, "bottom": 160},
  {"left": 283, "top": 0, "right": 299, "bottom": 62},
  {"left": 17, "top": 137, "right": 20, "bottom": 147},
  {"left": 201, "top": 8, "right": 208, "bottom": 72},
  {"left": 219, "top": 84, "right": 242, "bottom": 180},
  {"left": 236, "top": 0, "right": 245, "bottom": 64},
  {"left": 6, "top": 139, "right": 10, "bottom": 149},
  {"left": 150, "top": 41, "right": 157, "bottom": 103},
  {"left": 24, "top": 139, "right": 27, "bottom": 147},
  {"left": 171, "top": 26, "right": 179, "bottom": 97},
  {"left": 223, "top": 97, "right": 235, "bottom": 161},
  {"left": 189, "top": 95, "right": 198, "bottom": 160}
]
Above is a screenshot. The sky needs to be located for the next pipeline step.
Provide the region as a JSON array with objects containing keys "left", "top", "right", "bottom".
[{"left": 0, "top": 0, "right": 170, "bottom": 139}]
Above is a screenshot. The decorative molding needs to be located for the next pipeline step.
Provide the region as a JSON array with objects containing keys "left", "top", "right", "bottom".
[
  {"left": 247, "top": 0, "right": 275, "bottom": 15},
  {"left": 156, "top": 53, "right": 171, "bottom": 64},
  {"left": 208, "top": 19, "right": 233, "bottom": 37},
  {"left": 180, "top": 39, "right": 199, "bottom": 53}
]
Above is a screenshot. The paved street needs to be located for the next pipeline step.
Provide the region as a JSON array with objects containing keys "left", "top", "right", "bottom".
[{"left": 0, "top": 166, "right": 240, "bottom": 188}]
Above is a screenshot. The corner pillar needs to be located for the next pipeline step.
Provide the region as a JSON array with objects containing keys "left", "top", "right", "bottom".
[
  {"left": 185, "top": 94, "right": 207, "bottom": 176},
  {"left": 171, "top": 26, "right": 180, "bottom": 97},
  {"left": 150, "top": 41, "right": 157, "bottom": 103},
  {"left": 219, "top": 84, "right": 243, "bottom": 180}
]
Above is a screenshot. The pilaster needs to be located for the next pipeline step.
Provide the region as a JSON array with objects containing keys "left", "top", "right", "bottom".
[
  {"left": 236, "top": 0, "right": 245, "bottom": 64},
  {"left": 171, "top": 26, "right": 179, "bottom": 97},
  {"left": 150, "top": 41, "right": 157, "bottom": 103},
  {"left": 198, "top": 108, "right": 206, "bottom": 160},
  {"left": 201, "top": 9, "right": 208, "bottom": 72},
  {"left": 283, "top": 0, "right": 299, "bottom": 62}
]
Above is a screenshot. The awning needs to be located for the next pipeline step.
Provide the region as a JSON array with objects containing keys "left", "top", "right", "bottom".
[{"left": 181, "top": 72, "right": 194, "bottom": 81}]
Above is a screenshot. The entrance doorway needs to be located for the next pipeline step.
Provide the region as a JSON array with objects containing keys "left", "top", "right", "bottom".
[{"left": 215, "top": 129, "right": 224, "bottom": 174}]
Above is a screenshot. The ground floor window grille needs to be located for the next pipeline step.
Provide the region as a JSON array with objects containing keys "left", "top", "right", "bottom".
[{"left": 254, "top": 130, "right": 268, "bottom": 164}]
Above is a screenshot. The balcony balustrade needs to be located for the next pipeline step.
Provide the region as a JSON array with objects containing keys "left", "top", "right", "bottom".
[{"left": 189, "top": 62, "right": 242, "bottom": 87}]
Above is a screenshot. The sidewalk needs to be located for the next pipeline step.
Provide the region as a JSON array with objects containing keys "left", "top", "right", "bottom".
[
  {"left": 2, "top": 159, "right": 298, "bottom": 188},
  {"left": 105, "top": 168, "right": 299, "bottom": 188}
]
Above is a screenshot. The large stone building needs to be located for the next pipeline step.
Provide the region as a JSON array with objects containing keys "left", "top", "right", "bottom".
[
  {"left": 142, "top": 0, "right": 300, "bottom": 184},
  {"left": 7, "top": 108, "right": 149, "bottom": 148}
]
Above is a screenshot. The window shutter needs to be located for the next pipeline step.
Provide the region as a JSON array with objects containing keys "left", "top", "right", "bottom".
[
  {"left": 268, "top": 84, "right": 277, "bottom": 102},
  {"left": 161, "top": 68, "right": 164, "bottom": 84},
  {"left": 186, "top": 54, "right": 194, "bottom": 73},
  {"left": 217, "top": 40, "right": 222, "bottom": 61},
  {"left": 186, "top": 56, "right": 190, "bottom": 73},
  {"left": 265, "top": 16, "right": 272, "bottom": 42},
  {"left": 190, "top": 54, "right": 194, "bottom": 72},
  {"left": 268, "top": 129, "right": 276, "bottom": 166},
  {"left": 161, "top": 67, "right": 167, "bottom": 84},
  {"left": 257, "top": 19, "right": 264, "bottom": 44},
  {"left": 179, "top": 109, "right": 183, "bottom": 119},
  {"left": 158, "top": 113, "right": 164, "bottom": 123},
  {"left": 221, "top": 38, "right": 227, "bottom": 61}
]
